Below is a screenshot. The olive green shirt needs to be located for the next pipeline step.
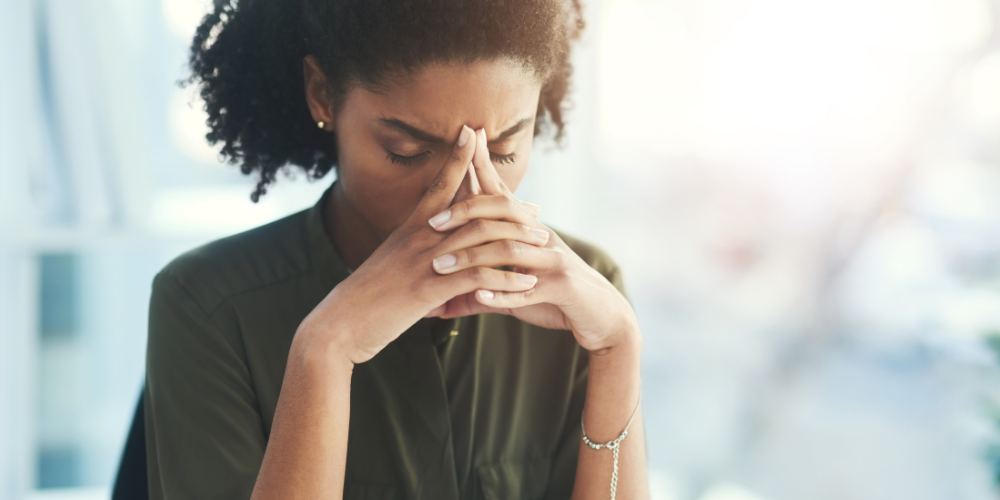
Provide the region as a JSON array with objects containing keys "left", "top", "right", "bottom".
[{"left": 144, "top": 187, "right": 625, "bottom": 500}]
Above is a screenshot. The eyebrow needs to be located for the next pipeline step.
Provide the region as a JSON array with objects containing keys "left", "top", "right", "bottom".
[{"left": 377, "top": 117, "right": 534, "bottom": 144}]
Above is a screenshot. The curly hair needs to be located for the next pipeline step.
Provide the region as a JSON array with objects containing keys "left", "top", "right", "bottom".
[{"left": 187, "top": 0, "right": 585, "bottom": 201}]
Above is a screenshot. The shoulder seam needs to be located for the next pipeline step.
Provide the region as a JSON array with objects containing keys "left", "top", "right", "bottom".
[
  {"left": 153, "top": 264, "right": 274, "bottom": 430},
  {"left": 160, "top": 266, "right": 316, "bottom": 318}
]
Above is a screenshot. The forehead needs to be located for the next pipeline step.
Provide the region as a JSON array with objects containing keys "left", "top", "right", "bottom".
[{"left": 348, "top": 60, "right": 542, "bottom": 135}]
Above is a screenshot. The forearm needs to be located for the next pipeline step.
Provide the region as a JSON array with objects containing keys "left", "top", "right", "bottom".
[
  {"left": 572, "top": 324, "right": 648, "bottom": 500},
  {"left": 250, "top": 330, "right": 354, "bottom": 500}
]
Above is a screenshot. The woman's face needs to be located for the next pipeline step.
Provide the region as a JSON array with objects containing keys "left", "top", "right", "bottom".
[{"left": 310, "top": 60, "right": 542, "bottom": 237}]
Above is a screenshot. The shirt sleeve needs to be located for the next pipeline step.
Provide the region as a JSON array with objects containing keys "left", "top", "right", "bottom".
[{"left": 144, "top": 271, "right": 266, "bottom": 500}]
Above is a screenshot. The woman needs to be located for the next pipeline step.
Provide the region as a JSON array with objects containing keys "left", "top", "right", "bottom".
[{"left": 143, "top": 0, "right": 647, "bottom": 498}]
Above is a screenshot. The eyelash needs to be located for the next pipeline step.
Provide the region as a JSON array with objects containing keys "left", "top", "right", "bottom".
[
  {"left": 385, "top": 150, "right": 517, "bottom": 166},
  {"left": 385, "top": 151, "right": 427, "bottom": 166},
  {"left": 491, "top": 152, "right": 517, "bottom": 165}
]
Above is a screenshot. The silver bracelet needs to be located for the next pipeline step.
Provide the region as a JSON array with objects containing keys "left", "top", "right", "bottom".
[{"left": 581, "top": 391, "right": 642, "bottom": 500}]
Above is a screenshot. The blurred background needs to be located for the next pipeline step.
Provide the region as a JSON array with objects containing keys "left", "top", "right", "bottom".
[{"left": 2, "top": 0, "right": 1000, "bottom": 499}]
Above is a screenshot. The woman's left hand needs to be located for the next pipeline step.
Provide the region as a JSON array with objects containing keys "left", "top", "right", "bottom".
[{"left": 426, "top": 129, "right": 638, "bottom": 353}]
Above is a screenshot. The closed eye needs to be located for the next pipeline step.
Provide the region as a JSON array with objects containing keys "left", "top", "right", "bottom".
[
  {"left": 490, "top": 152, "right": 516, "bottom": 165},
  {"left": 385, "top": 149, "right": 515, "bottom": 166},
  {"left": 385, "top": 149, "right": 431, "bottom": 166}
]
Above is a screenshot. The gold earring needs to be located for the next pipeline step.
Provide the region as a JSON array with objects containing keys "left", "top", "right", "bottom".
[{"left": 317, "top": 121, "right": 325, "bottom": 129}]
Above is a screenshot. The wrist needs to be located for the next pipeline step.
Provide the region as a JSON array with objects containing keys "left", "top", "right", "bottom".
[
  {"left": 589, "top": 313, "right": 642, "bottom": 358},
  {"left": 290, "top": 323, "right": 357, "bottom": 375},
  {"left": 581, "top": 321, "right": 642, "bottom": 442}
]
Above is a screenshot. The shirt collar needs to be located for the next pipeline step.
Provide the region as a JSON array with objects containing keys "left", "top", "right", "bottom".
[{"left": 306, "top": 182, "right": 351, "bottom": 284}]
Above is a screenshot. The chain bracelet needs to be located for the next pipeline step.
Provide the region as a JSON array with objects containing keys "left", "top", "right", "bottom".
[{"left": 581, "top": 391, "right": 642, "bottom": 500}]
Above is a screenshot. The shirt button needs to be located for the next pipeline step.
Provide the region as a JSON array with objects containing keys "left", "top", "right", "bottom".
[{"left": 449, "top": 329, "right": 459, "bottom": 337}]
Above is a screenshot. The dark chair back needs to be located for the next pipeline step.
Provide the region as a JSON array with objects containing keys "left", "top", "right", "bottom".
[{"left": 112, "top": 389, "right": 148, "bottom": 500}]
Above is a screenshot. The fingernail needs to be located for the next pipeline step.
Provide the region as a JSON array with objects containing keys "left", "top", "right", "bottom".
[
  {"left": 531, "top": 228, "right": 549, "bottom": 241},
  {"left": 478, "top": 290, "right": 495, "bottom": 300},
  {"left": 428, "top": 209, "right": 451, "bottom": 229},
  {"left": 524, "top": 202, "right": 541, "bottom": 215},
  {"left": 433, "top": 254, "right": 457, "bottom": 270},
  {"left": 520, "top": 274, "right": 537, "bottom": 285},
  {"left": 457, "top": 126, "right": 471, "bottom": 147},
  {"left": 478, "top": 128, "right": 488, "bottom": 145}
]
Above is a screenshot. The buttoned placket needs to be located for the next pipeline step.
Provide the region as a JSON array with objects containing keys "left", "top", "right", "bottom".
[{"left": 385, "top": 318, "right": 463, "bottom": 500}]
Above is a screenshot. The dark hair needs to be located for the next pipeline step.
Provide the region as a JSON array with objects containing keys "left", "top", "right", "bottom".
[{"left": 188, "top": 0, "right": 585, "bottom": 201}]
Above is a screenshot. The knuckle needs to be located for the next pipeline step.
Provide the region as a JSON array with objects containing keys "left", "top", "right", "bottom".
[
  {"left": 450, "top": 146, "right": 469, "bottom": 163},
  {"left": 461, "top": 246, "right": 478, "bottom": 265},
  {"left": 551, "top": 249, "right": 568, "bottom": 267},
  {"left": 501, "top": 194, "right": 519, "bottom": 213},
  {"left": 470, "top": 219, "right": 490, "bottom": 236},
  {"left": 502, "top": 239, "right": 521, "bottom": 257},
  {"left": 455, "top": 199, "right": 473, "bottom": 219},
  {"left": 467, "top": 266, "right": 488, "bottom": 282},
  {"left": 505, "top": 271, "right": 521, "bottom": 285},
  {"left": 556, "top": 269, "right": 574, "bottom": 288},
  {"left": 426, "top": 174, "right": 447, "bottom": 194}
]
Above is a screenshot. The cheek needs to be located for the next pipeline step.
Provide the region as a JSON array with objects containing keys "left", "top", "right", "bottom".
[
  {"left": 335, "top": 130, "right": 438, "bottom": 230},
  {"left": 499, "top": 140, "right": 533, "bottom": 193}
]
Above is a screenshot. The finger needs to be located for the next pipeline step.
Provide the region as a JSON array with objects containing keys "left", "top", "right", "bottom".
[
  {"left": 424, "top": 303, "right": 447, "bottom": 318},
  {"left": 522, "top": 201, "right": 541, "bottom": 218},
  {"left": 468, "top": 160, "right": 482, "bottom": 195},
  {"left": 454, "top": 134, "right": 483, "bottom": 204},
  {"left": 432, "top": 239, "right": 552, "bottom": 275},
  {"left": 437, "top": 292, "right": 511, "bottom": 318},
  {"left": 452, "top": 158, "right": 482, "bottom": 205},
  {"left": 475, "top": 286, "right": 549, "bottom": 308},
  {"left": 419, "top": 125, "right": 475, "bottom": 218},
  {"left": 470, "top": 128, "right": 539, "bottom": 216},
  {"left": 472, "top": 128, "right": 508, "bottom": 195},
  {"left": 435, "top": 219, "right": 549, "bottom": 256},
  {"left": 429, "top": 266, "right": 538, "bottom": 299},
  {"left": 429, "top": 194, "right": 544, "bottom": 232}
]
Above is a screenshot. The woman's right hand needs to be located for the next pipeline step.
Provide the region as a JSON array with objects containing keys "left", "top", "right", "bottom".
[{"left": 293, "top": 125, "right": 547, "bottom": 366}]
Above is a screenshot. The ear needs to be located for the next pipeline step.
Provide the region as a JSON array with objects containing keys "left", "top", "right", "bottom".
[{"left": 303, "top": 55, "right": 335, "bottom": 131}]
